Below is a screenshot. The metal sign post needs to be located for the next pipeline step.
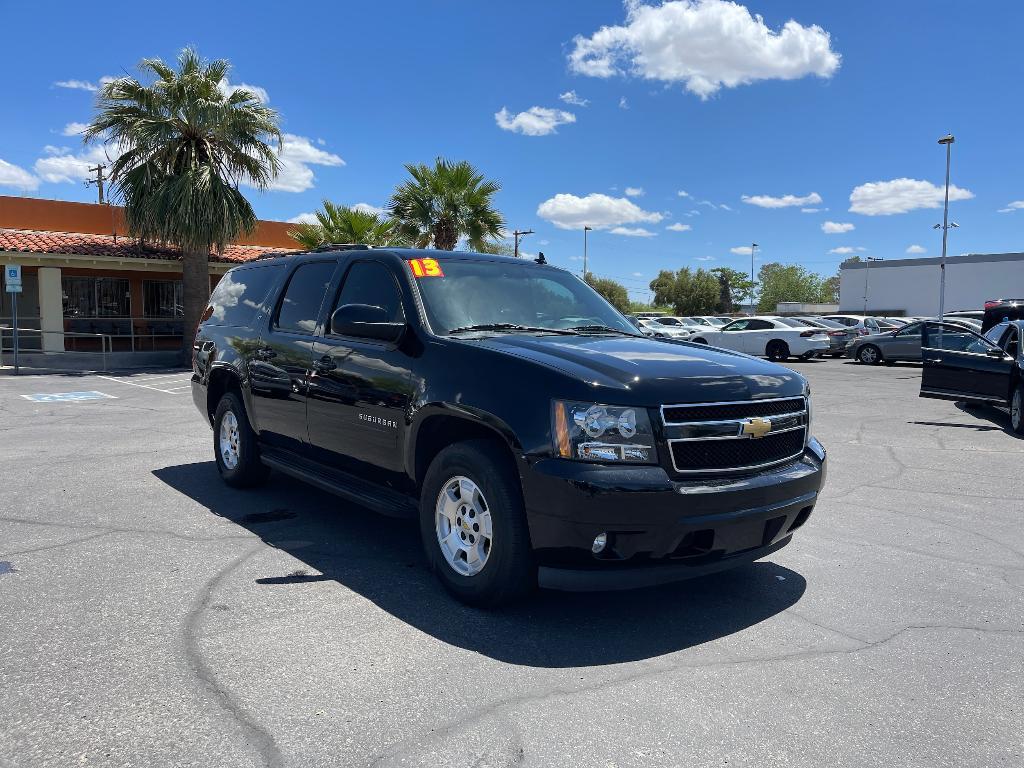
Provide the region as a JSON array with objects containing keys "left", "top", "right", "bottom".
[{"left": 5, "top": 265, "right": 22, "bottom": 375}]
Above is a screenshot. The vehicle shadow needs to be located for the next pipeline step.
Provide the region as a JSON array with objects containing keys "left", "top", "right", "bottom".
[
  {"left": 953, "top": 401, "right": 1021, "bottom": 438},
  {"left": 153, "top": 462, "right": 807, "bottom": 668}
]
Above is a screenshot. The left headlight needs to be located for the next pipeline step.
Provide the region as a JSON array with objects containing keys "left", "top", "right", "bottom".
[{"left": 552, "top": 401, "right": 657, "bottom": 463}]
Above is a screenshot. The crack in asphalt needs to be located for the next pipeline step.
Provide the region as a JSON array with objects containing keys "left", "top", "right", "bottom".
[
  {"left": 183, "top": 543, "right": 283, "bottom": 768},
  {"left": 0, "top": 531, "right": 112, "bottom": 558},
  {"left": 366, "top": 623, "right": 1022, "bottom": 767},
  {"left": 0, "top": 516, "right": 255, "bottom": 545}
]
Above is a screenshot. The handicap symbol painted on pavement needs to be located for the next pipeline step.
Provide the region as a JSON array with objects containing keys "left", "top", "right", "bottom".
[{"left": 21, "top": 391, "right": 117, "bottom": 402}]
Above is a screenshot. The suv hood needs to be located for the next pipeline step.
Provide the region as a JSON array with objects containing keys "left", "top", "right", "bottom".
[{"left": 468, "top": 334, "right": 806, "bottom": 404}]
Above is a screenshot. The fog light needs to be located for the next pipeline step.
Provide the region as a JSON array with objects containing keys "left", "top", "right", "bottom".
[{"left": 592, "top": 532, "right": 608, "bottom": 554}]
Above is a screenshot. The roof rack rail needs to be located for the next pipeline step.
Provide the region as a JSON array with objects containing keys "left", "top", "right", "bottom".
[
  {"left": 312, "top": 243, "right": 373, "bottom": 252},
  {"left": 255, "top": 251, "right": 293, "bottom": 260}
]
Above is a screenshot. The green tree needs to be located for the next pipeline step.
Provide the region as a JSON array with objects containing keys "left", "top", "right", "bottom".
[
  {"left": 584, "top": 273, "right": 631, "bottom": 313},
  {"left": 84, "top": 48, "right": 281, "bottom": 356},
  {"left": 710, "top": 267, "right": 755, "bottom": 312},
  {"left": 649, "top": 270, "right": 677, "bottom": 307},
  {"left": 756, "top": 263, "right": 825, "bottom": 313},
  {"left": 673, "top": 268, "right": 720, "bottom": 315},
  {"left": 288, "top": 201, "right": 407, "bottom": 250},
  {"left": 389, "top": 158, "right": 505, "bottom": 250}
]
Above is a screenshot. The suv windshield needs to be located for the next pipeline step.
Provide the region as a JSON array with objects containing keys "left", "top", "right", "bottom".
[{"left": 414, "top": 258, "right": 639, "bottom": 336}]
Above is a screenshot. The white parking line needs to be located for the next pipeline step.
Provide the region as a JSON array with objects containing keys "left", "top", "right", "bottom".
[{"left": 95, "top": 374, "right": 192, "bottom": 395}]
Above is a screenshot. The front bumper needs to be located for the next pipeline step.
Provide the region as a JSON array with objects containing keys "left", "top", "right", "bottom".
[{"left": 521, "top": 438, "right": 826, "bottom": 591}]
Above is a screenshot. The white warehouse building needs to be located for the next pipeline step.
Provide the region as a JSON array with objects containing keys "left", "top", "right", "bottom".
[{"left": 839, "top": 252, "right": 1024, "bottom": 315}]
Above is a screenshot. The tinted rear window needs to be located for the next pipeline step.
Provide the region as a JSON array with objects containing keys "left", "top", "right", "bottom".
[
  {"left": 205, "top": 264, "right": 284, "bottom": 327},
  {"left": 274, "top": 261, "right": 337, "bottom": 334}
]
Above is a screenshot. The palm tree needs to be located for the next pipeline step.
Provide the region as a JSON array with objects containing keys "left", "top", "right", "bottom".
[
  {"left": 83, "top": 48, "right": 281, "bottom": 357},
  {"left": 388, "top": 158, "right": 504, "bottom": 251},
  {"left": 288, "top": 201, "right": 408, "bottom": 250}
]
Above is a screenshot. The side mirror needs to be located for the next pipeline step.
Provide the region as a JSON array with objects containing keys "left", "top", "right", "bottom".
[
  {"left": 985, "top": 347, "right": 1006, "bottom": 358},
  {"left": 330, "top": 304, "right": 405, "bottom": 343}
]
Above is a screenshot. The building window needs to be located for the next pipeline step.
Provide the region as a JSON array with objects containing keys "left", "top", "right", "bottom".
[
  {"left": 62, "top": 277, "right": 131, "bottom": 317},
  {"left": 143, "top": 280, "right": 183, "bottom": 318}
]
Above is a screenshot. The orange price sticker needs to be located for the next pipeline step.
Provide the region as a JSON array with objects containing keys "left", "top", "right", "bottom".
[{"left": 407, "top": 258, "right": 444, "bottom": 278}]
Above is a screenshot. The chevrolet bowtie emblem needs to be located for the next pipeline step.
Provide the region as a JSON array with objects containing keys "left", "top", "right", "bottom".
[{"left": 741, "top": 417, "right": 772, "bottom": 439}]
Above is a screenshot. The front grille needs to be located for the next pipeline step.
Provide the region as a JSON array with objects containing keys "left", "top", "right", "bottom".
[
  {"left": 662, "top": 397, "right": 804, "bottom": 424},
  {"left": 670, "top": 429, "right": 805, "bottom": 473}
]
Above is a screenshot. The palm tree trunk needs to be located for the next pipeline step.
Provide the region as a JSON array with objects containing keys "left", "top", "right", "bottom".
[
  {"left": 433, "top": 220, "right": 458, "bottom": 250},
  {"left": 181, "top": 249, "right": 210, "bottom": 362}
]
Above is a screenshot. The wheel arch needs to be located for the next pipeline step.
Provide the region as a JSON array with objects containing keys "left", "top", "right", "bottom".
[
  {"left": 408, "top": 407, "right": 522, "bottom": 493},
  {"left": 206, "top": 365, "right": 246, "bottom": 427}
]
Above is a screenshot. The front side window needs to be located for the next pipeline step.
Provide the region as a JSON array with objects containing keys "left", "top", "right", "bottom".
[
  {"left": 413, "top": 259, "right": 636, "bottom": 335},
  {"left": 895, "top": 322, "right": 922, "bottom": 337},
  {"left": 657, "top": 318, "right": 681, "bottom": 326},
  {"left": 274, "top": 261, "right": 337, "bottom": 334},
  {"left": 722, "top": 320, "right": 750, "bottom": 331},
  {"left": 332, "top": 261, "right": 405, "bottom": 323},
  {"left": 923, "top": 323, "right": 998, "bottom": 354}
]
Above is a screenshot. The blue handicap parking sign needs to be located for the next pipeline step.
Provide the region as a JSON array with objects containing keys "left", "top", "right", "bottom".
[{"left": 21, "top": 391, "right": 117, "bottom": 402}]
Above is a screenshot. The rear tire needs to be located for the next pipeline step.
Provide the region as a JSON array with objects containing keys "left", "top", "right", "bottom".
[
  {"left": 858, "top": 345, "right": 882, "bottom": 365},
  {"left": 766, "top": 340, "right": 790, "bottom": 361},
  {"left": 419, "top": 439, "right": 535, "bottom": 607},
  {"left": 213, "top": 392, "right": 270, "bottom": 488},
  {"left": 1011, "top": 382, "right": 1024, "bottom": 435}
]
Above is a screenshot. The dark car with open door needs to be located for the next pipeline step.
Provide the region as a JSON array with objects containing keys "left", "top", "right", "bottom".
[{"left": 919, "top": 320, "right": 1024, "bottom": 434}]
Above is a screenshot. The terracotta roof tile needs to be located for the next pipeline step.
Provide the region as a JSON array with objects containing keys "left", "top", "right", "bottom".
[{"left": 0, "top": 228, "right": 293, "bottom": 263}]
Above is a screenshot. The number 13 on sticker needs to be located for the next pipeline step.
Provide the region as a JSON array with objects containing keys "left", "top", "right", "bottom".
[{"left": 408, "top": 258, "right": 444, "bottom": 278}]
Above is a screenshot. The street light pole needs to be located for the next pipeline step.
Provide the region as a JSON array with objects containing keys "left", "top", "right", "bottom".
[
  {"left": 583, "top": 226, "right": 593, "bottom": 279},
  {"left": 863, "top": 256, "right": 883, "bottom": 314},
  {"left": 750, "top": 243, "right": 758, "bottom": 312},
  {"left": 937, "top": 134, "right": 955, "bottom": 318}
]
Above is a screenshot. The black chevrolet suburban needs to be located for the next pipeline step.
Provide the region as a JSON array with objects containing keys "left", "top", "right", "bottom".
[{"left": 191, "top": 247, "right": 826, "bottom": 606}]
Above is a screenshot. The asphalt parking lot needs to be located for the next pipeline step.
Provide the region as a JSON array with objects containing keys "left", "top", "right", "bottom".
[{"left": 1, "top": 360, "right": 1021, "bottom": 768}]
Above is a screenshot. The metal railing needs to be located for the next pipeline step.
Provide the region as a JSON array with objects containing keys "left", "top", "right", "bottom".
[{"left": 0, "top": 326, "right": 113, "bottom": 373}]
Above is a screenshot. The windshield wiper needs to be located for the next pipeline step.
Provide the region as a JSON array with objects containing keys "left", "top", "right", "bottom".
[
  {"left": 448, "top": 323, "right": 577, "bottom": 336},
  {"left": 566, "top": 324, "right": 637, "bottom": 336}
]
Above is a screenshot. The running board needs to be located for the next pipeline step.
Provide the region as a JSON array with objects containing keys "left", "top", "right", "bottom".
[{"left": 260, "top": 448, "right": 418, "bottom": 519}]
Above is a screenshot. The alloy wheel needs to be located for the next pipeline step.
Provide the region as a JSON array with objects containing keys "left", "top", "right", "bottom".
[
  {"left": 435, "top": 476, "right": 493, "bottom": 576},
  {"left": 219, "top": 411, "right": 240, "bottom": 470}
]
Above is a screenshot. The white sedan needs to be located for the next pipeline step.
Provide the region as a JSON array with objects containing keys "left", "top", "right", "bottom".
[
  {"left": 687, "top": 316, "right": 830, "bottom": 361},
  {"left": 636, "top": 318, "right": 692, "bottom": 339}
]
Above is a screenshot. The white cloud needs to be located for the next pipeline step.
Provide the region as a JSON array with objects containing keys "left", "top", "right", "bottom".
[
  {"left": 821, "top": 220, "right": 854, "bottom": 234},
  {"left": 351, "top": 202, "right": 385, "bottom": 216},
  {"left": 0, "top": 158, "right": 39, "bottom": 191},
  {"left": 741, "top": 191, "right": 822, "bottom": 209},
  {"left": 559, "top": 90, "right": 589, "bottom": 106},
  {"left": 849, "top": 178, "right": 974, "bottom": 215},
  {"left": 905, "top": 244, "right": 927, "bottom": 254},
  {"left": 666, "top": 222, "right": 692, "bottom": 232},
  {"left": 33, "top": 144, "right": 115, "bottom": 184},
  {"left": 800, "top": 207, "right": 820, "bottom": 213},
  {"left": 683, "top": 209, "right": 701, "bottom": 217},
  {"left": 719, "top": 203, "right": 733, "bottom": 211},
  {"left": 624, "top": 186, "right": 644, "bottom": 197},
  {"left": 997, "top": 200, "right": 1024, "bottom": 213},
  {"left": 618, "top": 96, "right": 629, "bottom": 109},
  {"left": 699, "top": 200, "right": 718, "bottom": 209},
  {"left": 218, "top": 78, "right": 269, "bottom": 104},
  {"left": 828, "top": 246, "right": 865, "bottom": 255},
  {"left": 495, "top": 106, "right": 576, "bottom": 136},
  {"left": 730, "top": 246, "right": 756, "bottom": 255},
  {"left": 62, "top": 122, "right": 88, "bottom": 136},
  {"left": 610, "top": 226, "right": 656, "bottom": 237},
  {"left": 53, "top": 76, "right": 114, "bottom": 92},
  {"left": 537, "top": 192, "right": 664, "bottom": 230},
  {"left": 568, "top": 0, "right": 840, "bottom": 99},
  {"left": 631, "top": 271, "right": 644, "bottom": 277},
  {"left": 695, "top": 255, "right": 715, "bottom": 261},
  {"left": 265, "top": 133, "right": 345, "bottom": 193},
  {"left": 287, "top": 212, "right": 318, "bottom": 224},
  {"left": 677, "top": 190, "right": 691, "bottom": 198}
]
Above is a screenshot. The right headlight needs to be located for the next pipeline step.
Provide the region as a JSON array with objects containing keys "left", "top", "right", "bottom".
[{"left": 552, "top": 401, "right": 657, "bottom": 463}]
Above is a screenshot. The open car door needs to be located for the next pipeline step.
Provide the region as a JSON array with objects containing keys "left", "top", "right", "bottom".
[{"left": 920, "top": 321, "right": 1014, "bottom": 404}]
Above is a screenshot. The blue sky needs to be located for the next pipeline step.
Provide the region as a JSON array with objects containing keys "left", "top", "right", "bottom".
[{"left": 1, "top": 0, "right": 1022, "bottom": 300}]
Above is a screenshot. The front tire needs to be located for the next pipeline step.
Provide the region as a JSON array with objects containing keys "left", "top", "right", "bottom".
[
  {"left": 766, "top": 340, "right": 790, "bottom": 361},
  {"left": 213, "top": 392, "right": 269, "bottom": 488},
  {"left": 1011, "top": 382, "right": 1024, "bottom": 435},
  {"left": 858, "top": 344, "right": 882, "bottom": 365},
  {"left": 419, "top": 439, "right": 535, "bottom": 607}
]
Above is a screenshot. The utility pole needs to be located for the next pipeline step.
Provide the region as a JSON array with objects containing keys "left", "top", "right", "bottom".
[
  {"left": 512, "top": 229, "right": 534, "bottom": 258},
  {"left": 583, "top": 226, "right": 593, "bottom": 279},
  {"left": 85, "top": 163, "right": 107, "bottom": 204},
  {"left": 863, "top": 257, "right": 883, "bottom": 314},
  {"left": 936, "top": 134, "right": 955, "bottom": 319},
  {"left": 750, "top": 243, "right": 758, "bottom": 312}
]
